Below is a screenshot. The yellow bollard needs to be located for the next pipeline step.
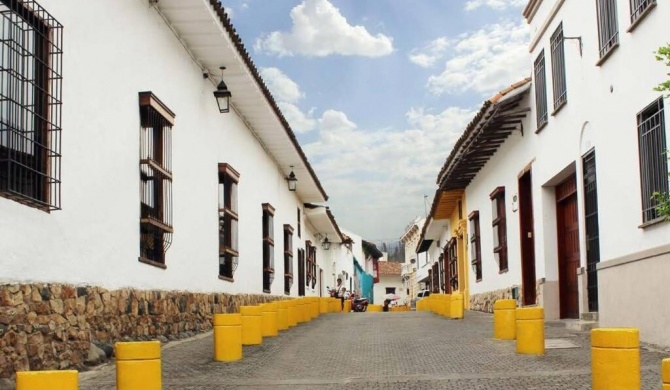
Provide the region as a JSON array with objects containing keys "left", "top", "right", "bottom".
[
  {"left": 450, "top": 293, "right": 464, "bottom": 319},
  {"left": 662, "top": 358, "right": 670, "bottom": 390},
  {"left": 368, "top": 304, "right": 382, "bottom": 312},
  {"left": 328, "top": 298, "right": 337, "bottom": 313},
  {"left": 240, "top": 306, "right": 262, "bottom": 345},
  {"left": 297, "top": 299, "right": 307, "bottom": 323},
  {"left": 16, "top": 370, "right": 78, "bottom": 390},
  {"left": 312, "top": 298, "right": 320, "bottom": 318},
  {"left": 277, "top": 301, "right": 289, "bottom": 331},
  {"left": 320, "top": 297, "right": 329, "bottom": 314},
  {"left": 287, "top": 300, "right": 298, "bottom": 328},
  {"left": 591, "top": 328, "right": 640, "bottom": 390},
  {"left": 213, "top": 313, "right": 242, "bottom": 362},
  {"left": 343, "top": 300, "right": 352, "bottom": 313},
  {"left": 493, "top": 299, "right": 516, "bottom": 340},
  {"left": 516, "top": 307, "right": 545, "bottom": 355},
  {"left": 116, "top": 341, "right": 161, "bottom": 390},
  {"left": 261, "top": 303, "right": 278, "bottom": 337}
]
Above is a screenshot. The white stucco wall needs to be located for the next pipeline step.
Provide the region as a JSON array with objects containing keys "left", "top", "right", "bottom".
[
  {"left": 0, "top": 0, "right": 323, "bottom": 297},
  {"left": 373, "top": 275, "right": 405, "bottom": 305}
]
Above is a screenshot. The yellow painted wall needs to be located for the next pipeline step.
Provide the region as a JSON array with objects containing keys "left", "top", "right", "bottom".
[{"left": 448, "top": 194, "right": 469, "bottom": 309}]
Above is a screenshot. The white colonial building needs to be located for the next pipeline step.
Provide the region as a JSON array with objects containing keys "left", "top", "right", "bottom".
[
  {"left": 435, "top": 0, "right": 670, "bottom": 346},
  {"left": 0, "top": 0, "right": 357, "bottom": 376}
]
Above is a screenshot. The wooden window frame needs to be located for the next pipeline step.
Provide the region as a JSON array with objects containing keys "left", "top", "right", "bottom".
[
  {"left": 490, "top": 187, "right": 508, "bottom": 272},
  {"left": 297, "top": 208, "right": 302, "bottom": 238},
  {"left": 469, "top": 211, "right": 482, "bottom": 282},
  {"left": 262, "top": 203, "right": 275, "bottom": 293},
  {"left": 284, "top": 224, "right": 294, "bottom": 295},
  {"left": 218, "top": 163, "right": 240, "bottom": 281},
  {"left": 139, "top": 92, "right": 175, "bottom": 269},
  {"left": 297, "top": 248, "right": 306, "bottom": 296}
]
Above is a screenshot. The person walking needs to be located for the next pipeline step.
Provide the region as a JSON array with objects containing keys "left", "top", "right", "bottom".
[{"left": 336, "top": 277, "right": 346, "bottom": 310}]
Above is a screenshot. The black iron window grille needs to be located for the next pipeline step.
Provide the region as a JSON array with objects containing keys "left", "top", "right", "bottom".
[
  {"left": 439, "top": 253, "right": 445, "bottom": 292},
  {"left": 637, "top": 97, "right": 668, "bottom": 223},
  {"left": 219, "top": 163, "right": 240, "bottom": 280},
  {"left": 262, "top": 203, "right": 275, "bottom": 293},
  {"left": 310, "top": 245, "right": 317, "bottom": 289},
  {"left": 469, "top": 211, "right": 482, "bottom": 282},
  {"left": 297, "top": 248, "right": 305, "bottom": 296},
  {"left": 139, "top": 92, "right": 174, "bottom": 267},
  {"left": 490, "top": 187, "right": 508, "bottom": 272},
  {"left": 447, "top": 238, "right": 458, "bottom": 292},
  {"left": 283, "top": 224, "right": 293, "bottom": 295},
  {"left": 534, "top": 50, "right": 548, "bottom": 130},
  {"left": 550, "top": 23, "right": 567, "bottom": 111},
  {"left": 0, "top": 0, "right": 62, "bottom": 210},
  {"left": 297, "top": 207, "right": 301, "bottom": 238},
  {"left": 305, "top": 240, "right": 312, "bottom": 288},
  {"left": 629, "top": 0, "right": 655, "bottom": 24},
  {"left": 596, "top": 0, "right": 619, "bottom": 59}
]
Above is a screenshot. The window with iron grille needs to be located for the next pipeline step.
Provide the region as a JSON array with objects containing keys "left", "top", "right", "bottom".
[
  {"left": 439, "top": 253, "right": 445, "bottom": 292},
  {"left": 305, "top": 240, "right": 312, "bottom": 288},
  {"left": 596, "top": 0, "right": 619, "bottom": 59},
  {"left": 139, "top": 92, "right": 174, "bottom": 268},
  {"left": 447, "top": 238, "right": 458, "bottom": 292},
  {"left": 284, "top": 224, "right": 293, "bottom": 295},
  {"left": 550, "top": 23, "right": 567, "bottom": 111},
  {"left": 490, "top": 187, "right": 508, "bottom": 272},
  {"left": 431, "top": 262, "right": 439, "bottom": 293},
  {"left": 629, "top": 0, "right": 655, "bottom": 25},
  {"left": 637, "top": 98, "right": 668, "bottom": 223},
  {"left": 469, "top": 211, "right": 482, "bottom": 281},
  {"left": 297, "top": 248, "right": 305, "bottom": 296},
  {"left": 534, "top": 50, "right": 548, "bottom": 130},
  {"left": 218, "top": 164, "right": 239, "bottom": 280},
  {"left": 385, "top": 287, "right": 396, "bottom": 294},
  {"left": 0, "top": 0, "right": 62, "bottom": 211},
  {"left": 297, "top": 208, "right": 301, "bottom": 238},
  {"left": 310, "top": 245, "right": 317, "bottom": 289},
  {"left": 262, "top": 203, "right": 275, "bottom": 293}
]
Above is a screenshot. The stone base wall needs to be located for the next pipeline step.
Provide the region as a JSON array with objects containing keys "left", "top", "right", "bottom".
[
  {"left": 469, "top": 287, "right": 520, "bottom": 313},
  {"left": 0, "top": 283, "right": 281, "bottom": 378}
]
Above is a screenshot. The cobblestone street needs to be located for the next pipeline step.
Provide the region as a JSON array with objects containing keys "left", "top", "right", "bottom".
[{"left": 80, "top": 311, "right": 667, "bottom": 389}]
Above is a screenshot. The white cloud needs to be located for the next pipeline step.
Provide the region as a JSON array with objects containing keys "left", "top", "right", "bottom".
[
  {"left": 408, "top": 37, "right": 451, "bottom": 68},
  {"left": 464, "top": 0, "right": 526, "bottom": 11},
  {"left": 260, "top": 67, "right": 304, "bottom": 104},
  {"left": 426, "top": 20, "right": 530, "bottom": 96},
  {"left": 304, "top": 106, "right": 476, "bottom": 239},
  {"left": 260, "top": 67, "right": 316, "bottom": 133},
  {"left": 254, "top": 0, "right": 394, "bottom": 57}
]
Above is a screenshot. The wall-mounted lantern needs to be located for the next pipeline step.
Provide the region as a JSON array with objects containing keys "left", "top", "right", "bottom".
[
  {"left": 287, "top": 166, "right": 298, "bottom": 192},
  {"left": 213, "top": 66, "right": 232, "bottom": 113},
  {"left": 322, "top": 235, "right": 331, "bottom": 251}
]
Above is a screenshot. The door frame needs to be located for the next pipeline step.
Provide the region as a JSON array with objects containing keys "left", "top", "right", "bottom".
[{"left": 518, "top": 169, "right": 537, "bottom": 306}]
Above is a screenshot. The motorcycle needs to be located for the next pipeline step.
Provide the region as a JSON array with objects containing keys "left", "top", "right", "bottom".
[{"left": 349, "top": 294, "right": 369, "bottom": 312}]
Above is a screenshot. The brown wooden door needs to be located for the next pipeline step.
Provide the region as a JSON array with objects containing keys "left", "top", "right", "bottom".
[
  {"left": 519, "top": 170, "right": 536, "bottom": 305},
  {"left": 556, "top": 175, "right": 580, "bottom": 319}
]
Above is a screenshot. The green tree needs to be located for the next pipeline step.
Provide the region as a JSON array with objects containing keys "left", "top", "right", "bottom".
[{"left": 653, "top": 44, "right": 670, "bottom": 220}]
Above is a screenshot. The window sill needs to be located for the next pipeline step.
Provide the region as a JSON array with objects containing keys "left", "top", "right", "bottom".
[
  {"left": 476, "top": 278, "right": 483, "bottom": 283},
  {"left": 138, "top": 257, "right": 167, "bottom": 269},
  {"left": 284, "top": 292, "right": 291, "bottom": 296},
  {"left": 534, "top": 121, "right": 548, "bottom": 134},
  {"left": 263, "top": 289, "right": 271, "bottom": 294},
  {"left": 0, "top": 192, "right": 52, "bottom": 213},
  {"left": 596, "top": 43, "right": 620, "bottom": 67},
  {"left": 499, "top": 269, "right": 509, "bottom": 275},
  {"left": 551, "top": 100, "right": 567, "bottom": 116},
  {"left": 627, "top": 3, "right": 657, "bottom": 33},
  {"left": 638, "top": 217, "right": 667, "bottom": 229},
  {"left": 218, "top": 275, "right": 234, "bottom": 282}
]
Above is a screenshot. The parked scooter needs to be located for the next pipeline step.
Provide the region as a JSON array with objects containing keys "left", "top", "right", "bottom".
[{"left": 350, "top": 294, "right": 369, "bottom": 312}]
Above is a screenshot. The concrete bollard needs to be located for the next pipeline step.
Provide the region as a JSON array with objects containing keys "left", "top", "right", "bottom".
[
  {"left": 16, "top": 370, "right": 78, "bottom": 390},
  {"left": 287, "top": 300, "right": 298, "bottom": 328},
  {"left": 240, "top": 306, "right": 262, "bottom": 345},
  {"left": 277, "top": 301, "right": 289, "bottom": 331},
  {"left": 320, "top": 297, "right": 329, "bottom": 314},
  {"left": 493, "top": 299, "right": 516, "bottom": 340},
  {"left": 516, "top": 307, "right": 545, "bottom": 355},
  {"left": 343, "top": 300, "right": 352, "bottom": 313},
  {"left": 662, "top": 358, "right": 670, "bottom": 390},
  {"left": 591, "top": 328, "right": 640, "bottom": 390},
  {"left": 450, "top": 293, "right": 464, "bottom": 319},
  {"left": 115, "top": 341, "right": 161, "bottom": 390},
  {"left": 213, "top": 314, "right": 242, "bottom": 362},
  {"left": 261, "top": 303, "right": 278, "bottom": 337}
]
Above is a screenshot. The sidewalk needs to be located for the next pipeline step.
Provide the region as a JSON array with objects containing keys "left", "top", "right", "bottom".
[{"left": 79, "top": 311, "right": 667, "bottom": 389}]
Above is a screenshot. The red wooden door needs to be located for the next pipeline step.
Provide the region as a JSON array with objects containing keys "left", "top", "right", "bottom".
[{"left": 556, "top": 175, "right": 580, "bottom": 319}]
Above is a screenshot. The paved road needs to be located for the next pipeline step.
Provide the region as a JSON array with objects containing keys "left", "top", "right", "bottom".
[{"left": 80, "top": 311, "right": 667, "bottom": 389}]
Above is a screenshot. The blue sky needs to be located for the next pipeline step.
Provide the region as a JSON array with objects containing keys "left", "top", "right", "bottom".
[{"left": 221, "top": 0, "right": 531, "bottom": 242}]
